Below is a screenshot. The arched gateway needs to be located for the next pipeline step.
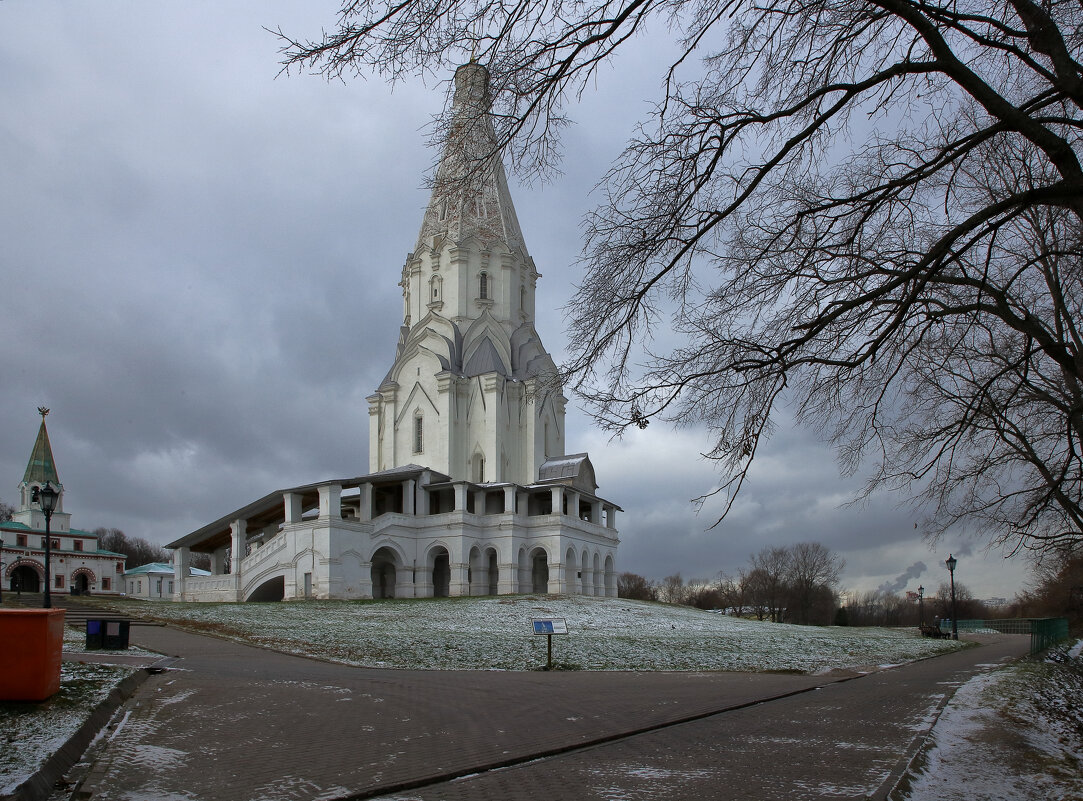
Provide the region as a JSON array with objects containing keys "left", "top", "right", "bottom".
[{"left": 9, "top": 563, "right": 41, "bottom": 593}]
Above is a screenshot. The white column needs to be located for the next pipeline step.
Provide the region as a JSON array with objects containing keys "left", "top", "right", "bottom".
[
  {"left": 210, "top": 547, "right": 225, "bottom": 575},
  {"left": 173, "top": 547, "right": 190, "bottom": 599},
  {"left": 606, "top": 505, "right": 618, "bottom": 530},
  {"left": 284, "top": 492, "right": 302, "bottom": 524},
  {"left": 229, "top": 520, "right": 245, "bottom": 574},
  {"left": 367, "top": 395, "right": 383, "bottom": 473},
  {"left": 454, "top": 483, "right": 468, "bottom": 512},
  {"left": 566, "top": 490, "right": 580, "bottom": 520},
  {"left": 503, "top": 486, "right": 516, "bottom": 514},
  {"left": 450, "top": 561, "right": 469, "bottom": 596},
  {"left": 402, "top": 480, "right": 416, "bottom": 515},
  {"left": 417, "top": 471, "right": 431, "bottom": 515},
  {"left": 498, "top": 562, "right": 517, "bottom": 595},
  {"left": 359, "top": 484, "right": 373, "bottom": 520},
  {"left": 551, "top": 486, "right": 565, "bottom": 516},
  {"left": 318, "top": 484, "right": 342, "bottom": 520}
]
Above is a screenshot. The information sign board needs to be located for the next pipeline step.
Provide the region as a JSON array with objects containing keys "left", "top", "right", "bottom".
[{"left": 531, "top": 618, "right": 568, "bottom": 635}]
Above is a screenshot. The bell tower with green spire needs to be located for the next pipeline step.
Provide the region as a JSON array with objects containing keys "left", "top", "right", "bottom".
[{"left": 14, "top": 407, "right": 71, "bottom": 533}]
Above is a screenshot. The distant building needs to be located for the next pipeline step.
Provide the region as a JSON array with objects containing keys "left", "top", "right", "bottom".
[
  {"left": 123, "top": 562, "right": 210, "bottom": 600},
  {"left": 1, "top": 411, "right": 126, "bottom": 595},
  {"left": 168, "top": 63, "right": 621, "bottom": 601}
]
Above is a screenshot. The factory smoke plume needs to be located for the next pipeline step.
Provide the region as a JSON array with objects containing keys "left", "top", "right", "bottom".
[{"left": 878, "top": 561, "right": 927, "bottom": 594}]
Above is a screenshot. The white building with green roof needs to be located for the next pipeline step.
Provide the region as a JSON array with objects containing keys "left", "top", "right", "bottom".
[
  {"left": 1, "top": 410, "right": 127, "bottom": 595},
  {"left": 123, "top": 562, "right": 210, "bottom": 600}
]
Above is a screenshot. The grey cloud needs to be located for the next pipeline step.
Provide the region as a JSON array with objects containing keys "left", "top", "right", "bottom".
[{"left": 0, "top": 3, "right": 1032, "bottom": 599}]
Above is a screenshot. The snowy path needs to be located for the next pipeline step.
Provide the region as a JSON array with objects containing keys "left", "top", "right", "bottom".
[
  {"left": 381, "top": 636, "right": 1028, "bottom": 801},
  {"left": 63, "top": 627, "right": 1028, "bottom": 801}
]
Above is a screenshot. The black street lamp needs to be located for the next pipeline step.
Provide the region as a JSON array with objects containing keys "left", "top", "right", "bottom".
[
  {"left": 917, "top": 584, "right": 924, "bottom": 628},
  {"left": 32, "top": 482, "right": 59, "bottom": 609},
  {"left": 945, "top": 554, "right": 959, "bottom": 640}
]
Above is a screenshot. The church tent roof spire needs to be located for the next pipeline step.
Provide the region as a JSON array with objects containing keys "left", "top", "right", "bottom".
[
  {"left": 414, "top": 63, "right": 528, "bottom": 256},
  {"left": 23, "top": 406, "right": 60, "bottom": 486}
]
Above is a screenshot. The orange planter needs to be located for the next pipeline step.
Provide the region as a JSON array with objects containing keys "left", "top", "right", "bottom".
[{"left": 0, "top": 608, "right": 65, "bottom": 701}]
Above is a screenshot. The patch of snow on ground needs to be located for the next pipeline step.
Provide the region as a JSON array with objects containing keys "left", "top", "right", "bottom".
[
  {"left": 0, "top": 661, "right": 134, "bottom": 795},
  {"left": 585, "top": 762, "right": 718, "bottom": 801},
  {"left": 111, "top": 595, "right": 962, "bottom": 673},
  {"left": 901, "top": 639, "right": 1083, "bottom": 801}
]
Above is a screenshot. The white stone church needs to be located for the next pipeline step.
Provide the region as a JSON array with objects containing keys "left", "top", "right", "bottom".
[{"left": 167, "top": 63, "right": 620, "bottom": 601}]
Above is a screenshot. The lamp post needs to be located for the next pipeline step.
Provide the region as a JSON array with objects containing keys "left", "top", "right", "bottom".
[
  {"left": 945, "top": 554, "right": 958, "bottom": 640},
  {"left": 917, "top": 584, "right": 924, "bottom": 628},
  {"left": 32, "top": 482, "right": 59, "bottom": 609}
]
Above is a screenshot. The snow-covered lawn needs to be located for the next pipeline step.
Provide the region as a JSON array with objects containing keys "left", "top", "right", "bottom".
[
  {"left": 900, "top": 639, "right": 1083, "bottom": 801},
  {"left": 103, "top": 594, "right": 961, "bottom": 672},
  {"left": 0, "top": 657, "right": 132, "bottom": 797}
]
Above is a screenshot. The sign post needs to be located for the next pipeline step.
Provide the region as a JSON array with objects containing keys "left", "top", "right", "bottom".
[{"left": 531, "top": 618, "right": 568, "bottom": 670}]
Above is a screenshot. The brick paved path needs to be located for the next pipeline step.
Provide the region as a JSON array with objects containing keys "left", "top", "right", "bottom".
[{"left": 71, "top": 627, "right": 1028, "bottom": 801}]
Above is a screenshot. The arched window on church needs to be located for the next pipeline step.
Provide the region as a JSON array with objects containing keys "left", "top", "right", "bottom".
[
  {"left": 479, "top": 271, "right": 489, "bottom": 300},
  {"left": 414, "top": 415, "right": 424, "bottom": 454},
  {"left": 430, "top": 274, "right": 442, "bottom": 302}
]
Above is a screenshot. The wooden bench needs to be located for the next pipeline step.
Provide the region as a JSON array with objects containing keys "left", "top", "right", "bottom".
[{"left": 919, "top": 624, "right": 945, "bottom": 639}]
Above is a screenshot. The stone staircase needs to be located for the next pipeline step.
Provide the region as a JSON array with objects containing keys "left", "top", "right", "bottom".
[{"left": 4, "top": 593, "right": 162, "bottom": 626}]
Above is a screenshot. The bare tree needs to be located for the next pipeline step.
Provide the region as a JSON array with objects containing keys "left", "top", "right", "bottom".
[
  {"left": 685, "top": 578, "right": 724, "bottom": 609},
  {"left": 747, "top": 546, "right": 792, "bottom": 622},
  {"left": 281, "top": 1, "right": 1083, "bottom": 557},
  {"left": 785, "top": 542, "right": 844, "bottom": 625},
  {"left": 658, "top": 572, "right": 689, "bottom": 605},
  {"left": 845, "top": 589, "right": 914, "bottom": 627},
  {"left": 0, "top": 499, "right": 13, "bottom": 523},
  {"left": 717, "top": 571, "right": 749, "bottom": 616},
  {"left": 618, "top": 571, "right": 658, "bottom": 601},
  {"left": 932, "top": 580, "right": 984, "bottom": 621},
  {"left": 94, "top": 528, "right": 169, "bottom": 568},
  {"left": 1017, "top": 550, "right": 1083, "bottom": 627}
]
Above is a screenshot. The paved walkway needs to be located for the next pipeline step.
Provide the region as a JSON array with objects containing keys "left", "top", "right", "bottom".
[{"left": 68, "top": 627, "right": 1029, "bottom": 801}]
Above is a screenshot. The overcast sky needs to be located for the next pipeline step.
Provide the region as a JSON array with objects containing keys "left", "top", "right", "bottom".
[{"left": 1, "top": 1, "right": 1032, "bottom": 600}]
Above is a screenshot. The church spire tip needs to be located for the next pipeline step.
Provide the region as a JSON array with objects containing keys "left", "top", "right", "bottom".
[{"left": 23, "top": 409, "right": 60, "bottom": 486}]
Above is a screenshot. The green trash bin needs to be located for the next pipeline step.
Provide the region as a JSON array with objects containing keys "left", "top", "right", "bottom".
[{"left": 86, "top": 619, "right": 130, "bottom": 650}]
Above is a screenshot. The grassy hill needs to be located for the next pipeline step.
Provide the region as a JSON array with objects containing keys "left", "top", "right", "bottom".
[{"left": 96, "top": 594, "right": 961, "bottom": 672}]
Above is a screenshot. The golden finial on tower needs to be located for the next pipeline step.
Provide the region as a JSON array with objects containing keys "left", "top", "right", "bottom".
[{"left": 38, "top": 406, "right": 50, "bottom": 418}]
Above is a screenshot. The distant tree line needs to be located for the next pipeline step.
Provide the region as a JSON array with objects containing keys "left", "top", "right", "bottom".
[
  {"left": 619, "top": 542, "right": 845, "bottom": 626},
  {"left": 618, "top": 540, "right": 1083, "bottom": 630},
  {"left": 0, "top": 500, "right": 205, "bottom": 573},
  {"left": 93, "top": 528, "right": 170, "bottom": 567},
  {"left": 1017, "top": 554, "right": 1083, "bottom": 633},
  {"left": 91, "top": 528, "right": 211, "bottom": 571},
  {"left": 842, "top": 584, "right": 992, "bottom": 628}
]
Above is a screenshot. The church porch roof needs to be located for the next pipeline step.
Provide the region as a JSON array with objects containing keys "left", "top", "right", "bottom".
[
  {"left": 167, "top": 467, "right": 453, "bottom": 552},
  {"left": 124, "top": 562, "right": 210, "bottom": 577}
]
